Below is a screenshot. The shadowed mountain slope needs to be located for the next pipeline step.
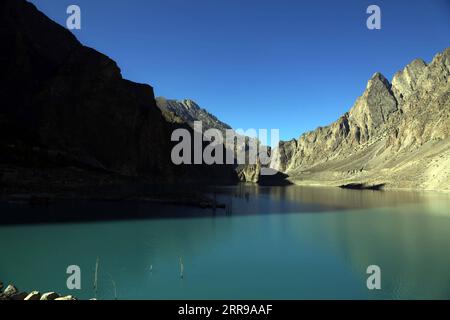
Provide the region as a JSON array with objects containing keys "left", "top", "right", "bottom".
[{"left": 0, "top": 0, "right": 237, "bottom": 192}]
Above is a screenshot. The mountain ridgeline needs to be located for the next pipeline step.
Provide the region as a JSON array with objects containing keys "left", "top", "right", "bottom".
[
  {"left": 156, "top": 98, "right": 232, "bottom": 134},
  {"left": 154, "top": 49, "right": 450, "bottom": 190},
  {"left": 1, "top": 0, "right": 448, "bottom": 192},
  {"left": 270, "top": 49, "right": 450, "bottom": 191},
  {"left": 156, "top": 97, "right": 269, "bottom": 183},
  {"left": 0, "top": 0, "right": 237, "bottom": 190}
]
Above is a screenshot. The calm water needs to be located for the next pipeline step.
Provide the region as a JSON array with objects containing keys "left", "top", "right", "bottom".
[{"left": 1, "top": 185, "right": 450, "bottom": 300}]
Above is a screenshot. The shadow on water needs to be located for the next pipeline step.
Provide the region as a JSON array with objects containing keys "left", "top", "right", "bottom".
[
  {"left": 258, "top": 170, "right": 292, "bottom": 186},
  {"left": 0, "top": 185, "right": 449, "bottom": 299},
  {"left": 339, "top": 183, "right": 386, "bottom": 190},
  {"left": 1, "top": 183, "right": 448, "bottom": 225}
]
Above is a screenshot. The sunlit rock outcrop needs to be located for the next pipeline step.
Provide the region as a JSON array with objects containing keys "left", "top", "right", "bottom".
[{"left": 271, "top": 47, "right": 450, "bottom": 191}]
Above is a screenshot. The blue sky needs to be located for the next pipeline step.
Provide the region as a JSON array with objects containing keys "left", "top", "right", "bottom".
[{"left": 29, "top": 0, "right": 450, "bottom": 140}]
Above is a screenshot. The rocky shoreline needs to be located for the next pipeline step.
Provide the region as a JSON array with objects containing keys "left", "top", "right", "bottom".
[
  {"left": 288, "top": 177, "right": 450, "bottom": 194},
  {"left": 0, "top": 282, "right": 79, "bottom": 301}
]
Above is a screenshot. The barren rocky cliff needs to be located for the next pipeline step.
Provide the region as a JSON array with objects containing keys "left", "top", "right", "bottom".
[
  {"left": 271, "top": 48, "right": 450, "bottom": 191},
  {"left": 1, "top": 0, "right": 448, "bottom": 193},
  {"left": 154, "top": 49, "right": 450, "bottom": 190}
]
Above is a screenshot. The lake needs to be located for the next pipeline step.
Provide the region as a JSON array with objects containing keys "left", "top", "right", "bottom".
[{"left": 1, "top": 185, "right": 450, "bottom": 300}]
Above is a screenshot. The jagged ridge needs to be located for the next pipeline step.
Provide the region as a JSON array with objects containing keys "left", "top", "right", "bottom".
[
  {"left": 0, "top": 0, "right": 238, "bottom": 187},
  {"left": 156, "top": 97, "right": 232, "bottom": 133},
  {"left": 271, "top": 48, "right": 450, "bottom": 191}
]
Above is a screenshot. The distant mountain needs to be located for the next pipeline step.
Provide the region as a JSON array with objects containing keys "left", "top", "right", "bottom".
[
  {"left": 271, "top": 48, "right": 450, "bottom": 191},
  {"left": 156, "top": 97, "right": 267, "bottom": 183},
  {"left": 156, "top": 97, "right": 232, "bottom": 133}
]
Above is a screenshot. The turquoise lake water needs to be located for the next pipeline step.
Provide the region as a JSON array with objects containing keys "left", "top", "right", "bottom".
[{"left": 1, "top": 185, "right": 450, "bottom": 300}]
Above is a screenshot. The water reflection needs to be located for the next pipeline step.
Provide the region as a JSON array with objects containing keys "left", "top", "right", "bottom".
[
  {"left": 302, "top": 204, "right": 450, "bottom": 299},
  {"left": 0, "top": 186, "right": 449, "bottom": 299},
  {"left": 213, "top": 184, "right": 450, "bottom": 214}
]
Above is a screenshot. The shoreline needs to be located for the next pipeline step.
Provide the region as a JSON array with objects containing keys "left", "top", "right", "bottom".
[
  {"left": 0, "top": 282, "right": 80, "bottom": 301},
  {"left": 287, "top": 178, "right": 450, "bottom": 194}
]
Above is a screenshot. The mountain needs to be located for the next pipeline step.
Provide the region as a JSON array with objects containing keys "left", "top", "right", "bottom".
[
  {"left": 2, "top": 0, "right": 446, "bottom": 193},
  {"left": 156, "top": 98, "right": 232, "bottom": 133},
  {"left": 156, "top": 97, "right": 271, "bottom": 183},
  {"left": 0, "top": 0, "right": 237, "bottom": 192},
  {"left": 271, "top": 48, "right": 450, "bottom": 191}
]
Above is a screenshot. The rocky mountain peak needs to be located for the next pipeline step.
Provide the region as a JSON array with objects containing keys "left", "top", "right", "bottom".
[
  {"left": 349, "top": 71, "right": 397, "bottom": 137},
  {"left": 271, "top": 46, "right": 450, "bottom": 191},
  {"left": 369, "top": 72, "right": 389, "bottom": 85},
  {"left": 366, "top": 72, "right": 391, "bottom": 92}
]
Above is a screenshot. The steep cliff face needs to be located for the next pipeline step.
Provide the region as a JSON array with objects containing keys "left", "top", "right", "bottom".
[
  {"left": 276, "top": 73, "right": 399, "bottom": 171},
  {"left": 0, "top": 0, "right": 171, "bottom": 178},
  {"left": 0, "top": 0, "right": 237, "bottom": 185},
  {"left": 272, "top": 48, "right": 450, "bottom": 191}
]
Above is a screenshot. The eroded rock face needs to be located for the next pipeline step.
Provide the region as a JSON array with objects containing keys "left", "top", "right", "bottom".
[
  {"left": 272, "top": 47, "right": 450, "bottom": 191},
  {"left": 392, "top": 59, "right": 428, "bottom": 104},
  {"left": 270, "top": 139, "right": 297, "bottom": 172},
  {"left": 349, "top": 72, "right": 398, "bottom": 140}
]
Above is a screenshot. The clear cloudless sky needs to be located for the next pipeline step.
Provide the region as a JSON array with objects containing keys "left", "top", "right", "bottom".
[{"left": 28, "top": 0, "right": 450, "bottom": 140}]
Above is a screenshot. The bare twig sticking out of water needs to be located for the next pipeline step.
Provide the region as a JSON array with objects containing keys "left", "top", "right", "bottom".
[
  {"left": 106, "top": 273, "right": 118, "bottom": 300},
  {"left": 180, "top": 257, "right": 184, "bottom": 280},
  {"left": 94, "top": 257, "right": 99, "bottom": 299}
]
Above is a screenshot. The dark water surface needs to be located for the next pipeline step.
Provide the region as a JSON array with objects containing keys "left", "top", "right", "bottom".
[{"left": 1, "top": 185, "right": 449, "bottom": 299}]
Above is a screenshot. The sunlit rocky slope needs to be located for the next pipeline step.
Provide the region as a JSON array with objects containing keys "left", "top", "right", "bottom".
[
  {"left": 156, "top": 98, "right": 232, "bottom": 133},
  {"left": 3, "top": 0, "right": 447, "bottom": 192},
  {"left": 270, "top": 48, "right": 450, "bottom": 191}
]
